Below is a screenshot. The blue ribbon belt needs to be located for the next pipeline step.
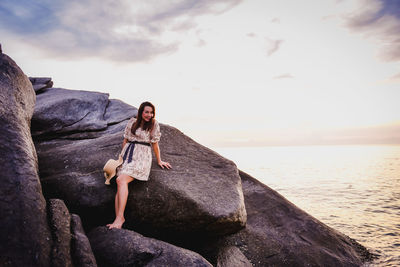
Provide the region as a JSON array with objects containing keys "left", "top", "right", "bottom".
[{"left": 123, "top": 141, "right": 151, "bottom": 163}]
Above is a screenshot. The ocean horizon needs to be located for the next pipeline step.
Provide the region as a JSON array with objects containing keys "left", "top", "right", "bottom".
[{"left": 214, "top": 144, "right": 400, "bottom": 266}]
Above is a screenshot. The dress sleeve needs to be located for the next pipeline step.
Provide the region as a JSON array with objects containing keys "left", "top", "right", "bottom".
[
  {"left": 150, "top": 120, "right": 161, "bottom": 143},
  {"left": 123, "top": 117, "right": 136, "bottom": 139}
]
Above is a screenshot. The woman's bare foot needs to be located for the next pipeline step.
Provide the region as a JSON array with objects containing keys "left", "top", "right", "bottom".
[{"left": 106, "top": 217, "right": 125, "bottom": 229}]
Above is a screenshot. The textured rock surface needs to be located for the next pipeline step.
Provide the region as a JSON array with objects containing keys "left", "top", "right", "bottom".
[
  {"left": 35, "top": 123, "right": 247, "bottom": 238},
  {"left": 103, "top": 98, "right": 138, "bottom": 125},
  {"left": 216, "top": 246, "right": 252, "bottom": 267},
  {"left": 1, "top": 51, "right": 373, "bottom": 266},
  {"left": 0, "top": 53, "right": 52, "bottom": 266},
  {"left": 210, "top": 170, "right": 370, "bottom": 266},
  {"left": 32, "top": 88, "right": 137, "bottom": 140},
  {"left": 71, "top": 214, "right": 97, "bottom": 267},
  {"left": 124, "top": 124, "right": 247, "bottom": 238},
  {"left": 31, "top": 85, "right": 374, "bottom": 266},
  {"left": 48, "top": 199, "right": 73, "bottom": 267},
  {"left": 33, "top": 87, "right": 246, "bottom": 238},
  {"left": 88, "top": 227, "right": 212, "bottom": 267},
  {"left": 31, "top": 88, "right": 111, "bottom": 138}
]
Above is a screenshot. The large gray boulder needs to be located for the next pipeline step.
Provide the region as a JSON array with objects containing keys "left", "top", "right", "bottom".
[
  {"left": 0, "top": 53, "right": 52, "bottom": 266},
  {"left": 30, "top": 85, "right": 374, "bottom": 266},
  {"left": 21, "top": 59, "right": 372, "bottom": 265},
  {"left": 31, "top": 88, "right": 134, "bottom": 139},
  {"left": 31, "top": 87, "right": 137, "bottom": 140},
  {"left": 88, "top": 227, "right": 212, "bottom": 267},
  {"left": 207, "top": 171, "right": 372, "bottom": 266},
  {"left": 33, "top": 90, "right": 247, "bottom": 237},
  {"left": 124, "top": 124, "right": 247, "bottom": 237},
  {"left": 32, "top": 87, "right": 247, "bottom": 238}
]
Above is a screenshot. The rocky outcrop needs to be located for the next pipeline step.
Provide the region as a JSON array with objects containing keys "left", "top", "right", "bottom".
[
  {"left": 88, "top": 227, "right": 212, "bottom": 267},
  {"left": 0, "top": 52, "right": 97, "bottom": 266},
  {"left": 123, "top": 123, "right": 246, "bottom": 237},
  {"left": 31, "top": 84, "right": 372, "bottom": 266},
  {"left": 0, "top": 52, "right": 52, "bottom": 266},
  {"left": 32, "top": 87, "right": 137, "bottom": 141},
  {"left": 31, "top": 87, "right": 126, "bottom": 139},
  {"left": 33, "top": 87, "right": 247, "bottom": 238},
  {"left": 0, "top": 50, "right": 374, "bottom": 266},
  {"left": 207, "top": 171, "right": 371, "bottom": 266}
]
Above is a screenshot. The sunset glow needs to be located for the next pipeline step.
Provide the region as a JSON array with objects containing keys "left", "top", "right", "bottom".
[{"left": 1, "top": 0, "right": 399, "bottom": 148}]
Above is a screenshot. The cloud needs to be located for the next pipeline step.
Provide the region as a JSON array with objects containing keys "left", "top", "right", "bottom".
[
  {"left": 390, "top": 72, "right": 400, "bottom": 80},
  {"left": 270, "top": 17, "right": 280, "bottom": 24},
  {"left": 344, "top": 0, "right": 400, "bottom": 62},
  {"left": 273, "top": 73, "right": 294, "bottom": 80},
  {"left": 0, "top": 0, "right": 243, "bottom": 62},
  {"left": 383, "top": 72, "right": 400, "bottom": 83},
  {"left": 194, "top": 29, "right": 207, "bottom": 47},
  {"left": 196, "top": 39, "right": 207, "bottom": 47},
  {"left": 265, "top": 38, "right": 284, "bottom": 56}
]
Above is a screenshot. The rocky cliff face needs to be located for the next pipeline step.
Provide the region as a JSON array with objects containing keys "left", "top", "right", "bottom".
[
  {"left": 0, "top": 52, "right": 52, "bottom": 266},
  {"left": 0, "top": 50, "right": 373, "bottom": 266},
  {"left": 0, "top": 51, "right": 98, "bottom": 267}
]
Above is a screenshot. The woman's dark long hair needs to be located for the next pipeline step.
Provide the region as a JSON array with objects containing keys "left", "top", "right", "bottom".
[{"left": 131, "top": 101, "right": 155, "bottom": 135}]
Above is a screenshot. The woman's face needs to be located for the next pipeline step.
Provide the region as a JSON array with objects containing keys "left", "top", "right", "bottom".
[{"left": 141, "top": 106, "right": 154, "bottom": 122}]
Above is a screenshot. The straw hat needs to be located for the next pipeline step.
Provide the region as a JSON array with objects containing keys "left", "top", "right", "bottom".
[{"left": 103, "top": 156, "right": 123, "bottom": 185}]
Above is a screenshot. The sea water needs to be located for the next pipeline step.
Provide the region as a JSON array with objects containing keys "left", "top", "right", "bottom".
[{"left": 214, "top": 145, "right": 400, "bottom": 266}]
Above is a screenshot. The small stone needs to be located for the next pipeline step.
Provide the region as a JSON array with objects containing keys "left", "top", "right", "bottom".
[{"left": 29, "top": 77, "right": 52, "bottom": 85}]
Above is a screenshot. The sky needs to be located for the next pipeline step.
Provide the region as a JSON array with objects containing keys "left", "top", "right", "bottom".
[{"left": 1, "top": 0, "right": 400, "bottom": 148}]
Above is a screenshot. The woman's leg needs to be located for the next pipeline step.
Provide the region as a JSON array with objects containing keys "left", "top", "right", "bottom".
[
  {"left": 114, "top": 193, "right": 119, "bottom": 217},
  {"left": 107, "top": 174, "right": 134, "bottom": 229}
]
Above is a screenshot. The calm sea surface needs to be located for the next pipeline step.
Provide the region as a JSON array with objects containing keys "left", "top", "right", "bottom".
[{"left": 214, "top": 145, "right": 400, "bottom": 266}]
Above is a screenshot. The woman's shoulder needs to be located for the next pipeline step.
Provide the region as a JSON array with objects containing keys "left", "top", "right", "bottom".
[
  {"left": 125, "top": 117, "right": 137, "bottom": 129},
  {"left": 152, "top": 119, "right": 160, "bottom": 129}
]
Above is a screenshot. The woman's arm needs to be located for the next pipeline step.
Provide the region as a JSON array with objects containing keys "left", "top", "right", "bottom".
[
  {"left": 152, "top": 142, "right": 171, "bottom": 169},
  {"left": 122, "top": 138, "right": 128, "bottom": 149}
]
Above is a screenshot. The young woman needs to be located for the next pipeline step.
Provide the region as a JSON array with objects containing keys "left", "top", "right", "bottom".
[{"left": 107, "top": 101, "right": 171, "bottom": 229}]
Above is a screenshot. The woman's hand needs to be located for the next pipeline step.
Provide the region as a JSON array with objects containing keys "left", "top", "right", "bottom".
[
  {"left": 152, "top": 142, "right": 171, "bottom": 169},
  {"left": 158, "top": 160, "right": 172, "bottom": 169}
]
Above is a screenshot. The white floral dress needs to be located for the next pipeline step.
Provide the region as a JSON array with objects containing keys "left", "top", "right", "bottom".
[{"left": 116, "top": 117, "right": 161, "bottom": 181}]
